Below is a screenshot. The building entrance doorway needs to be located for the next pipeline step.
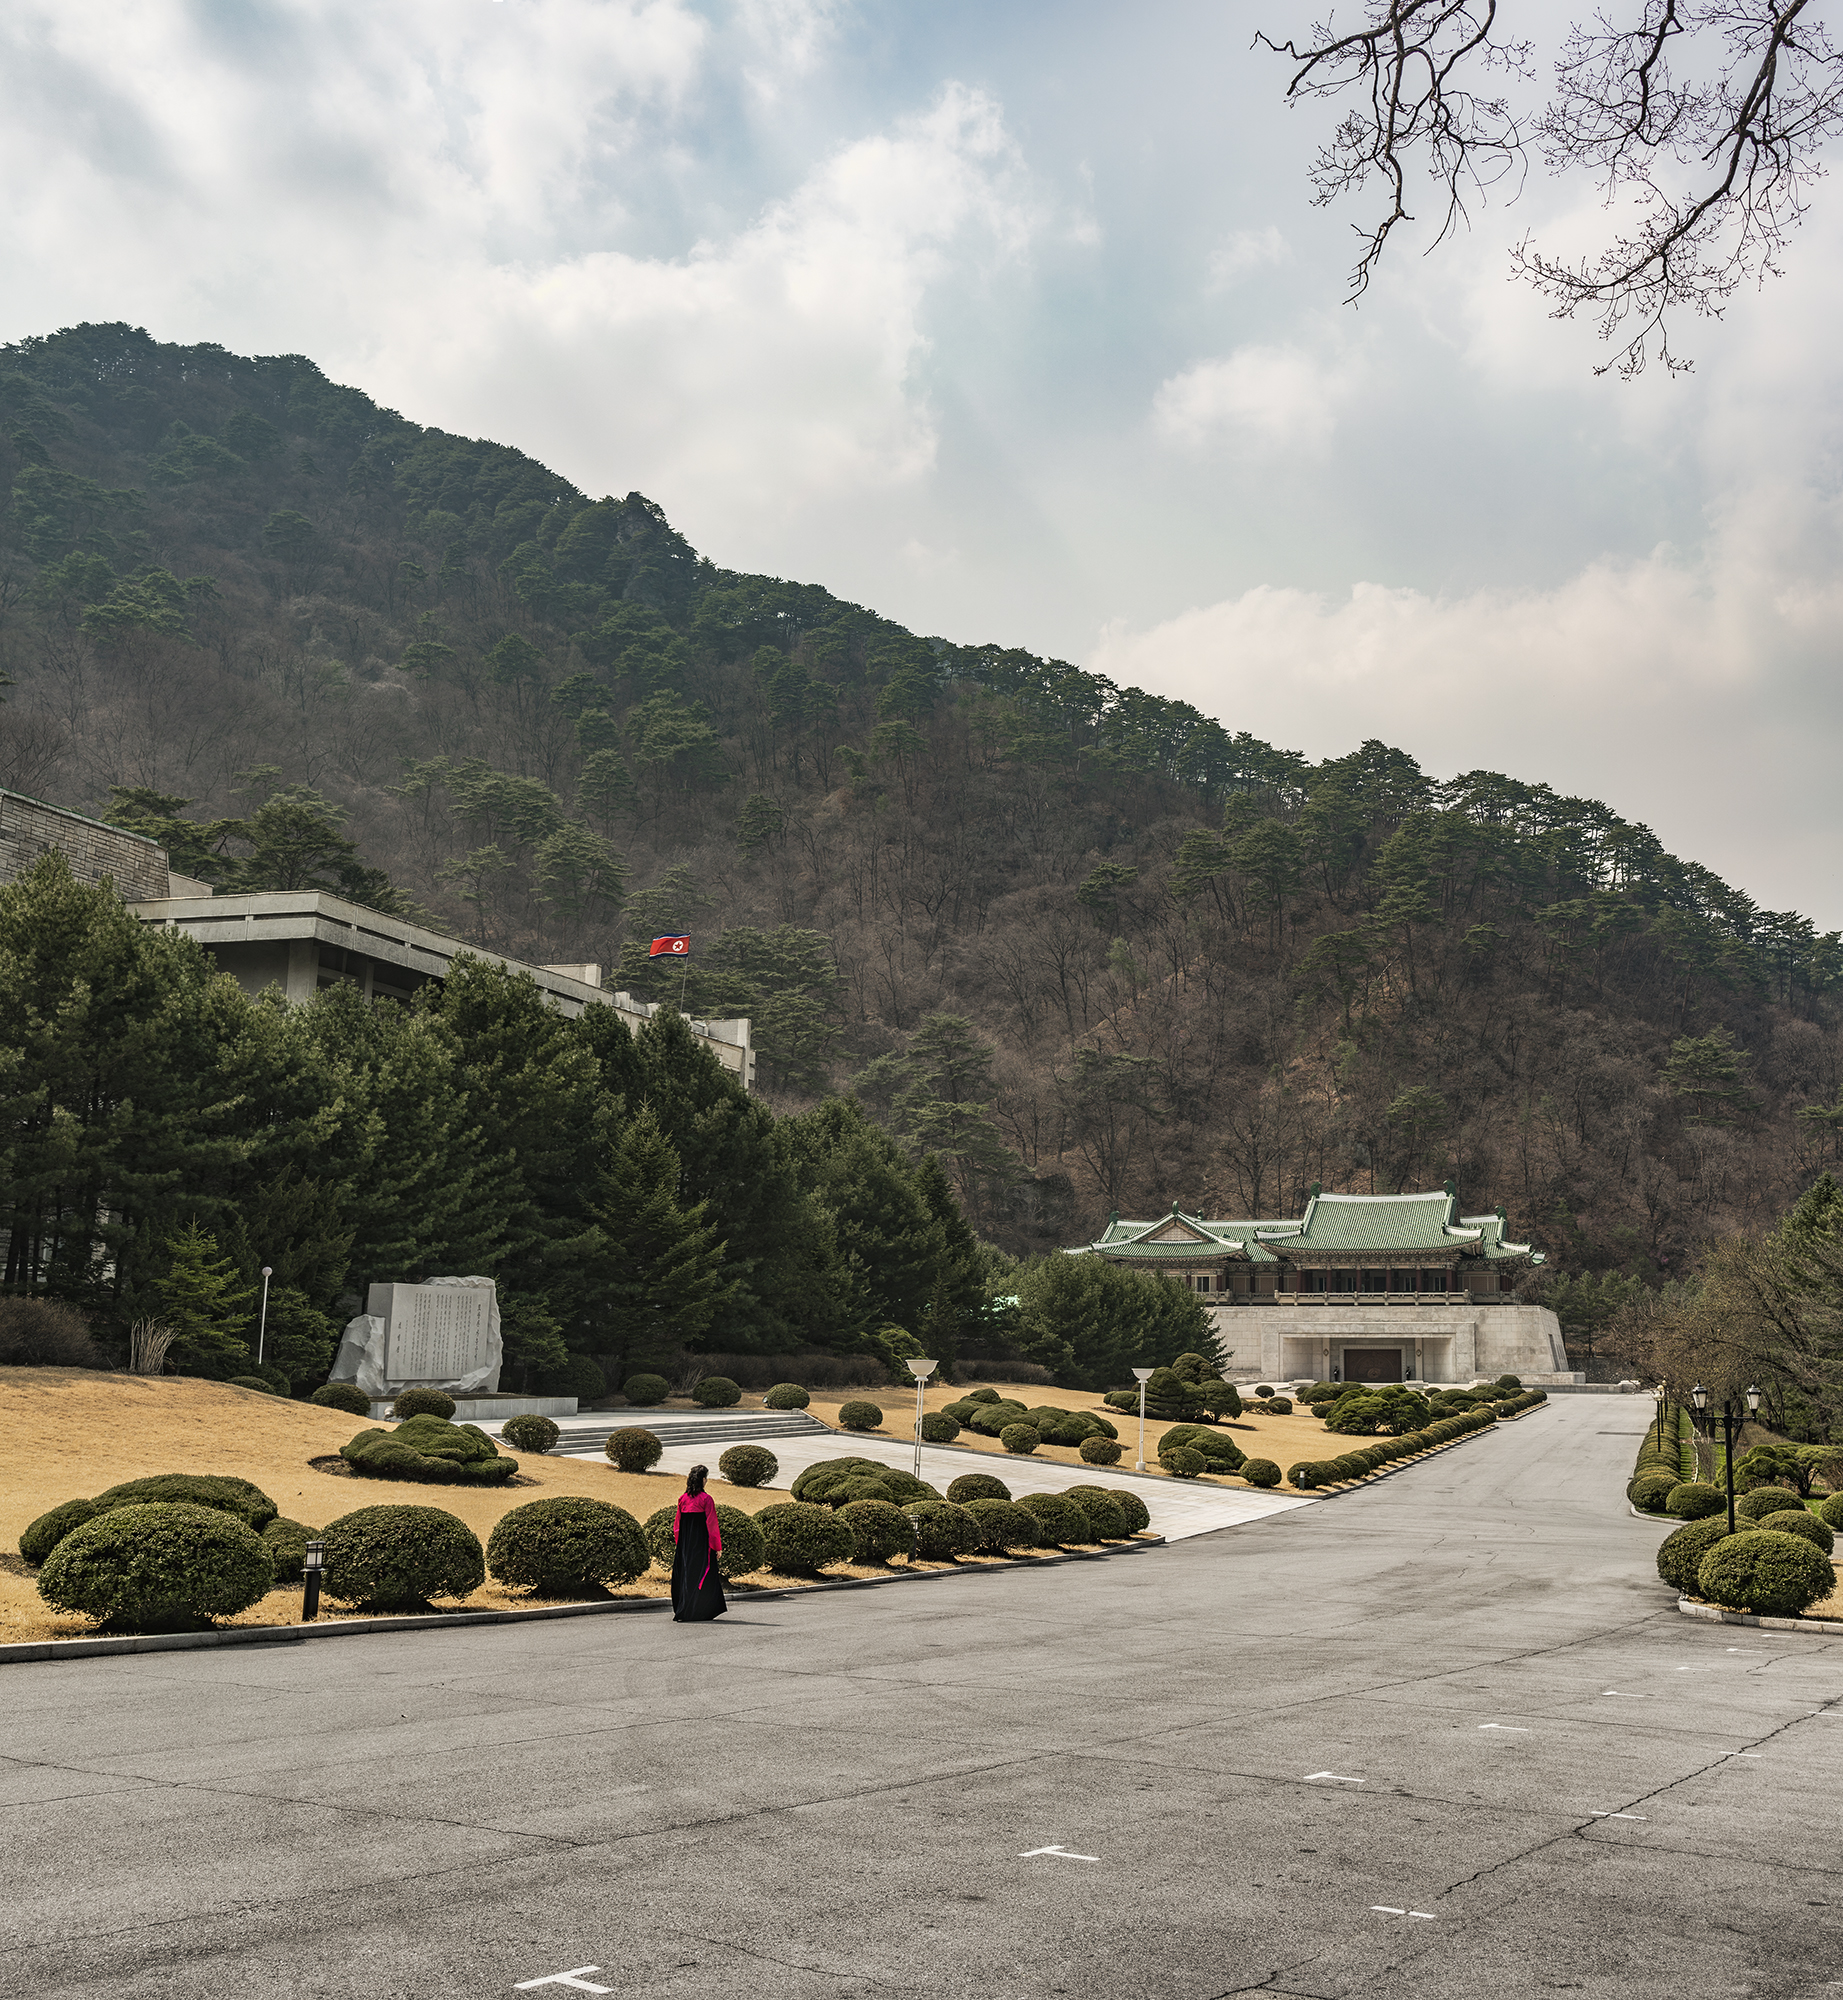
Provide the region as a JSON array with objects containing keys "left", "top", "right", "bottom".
[{"left": 1343, "top": 1348, "right": 1402, "bottom": 1383}]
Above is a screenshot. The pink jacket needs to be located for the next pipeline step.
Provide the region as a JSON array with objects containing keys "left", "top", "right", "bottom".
[{"left": 674, "top": 1491, "right": 722, "bottom": 1552}]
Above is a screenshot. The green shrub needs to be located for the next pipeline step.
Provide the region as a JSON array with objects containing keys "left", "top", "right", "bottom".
[
  {"left": 503, "top": 1414, "right": 561, "bottom": 1454},
  {"left": 1105, "top": 1487, "right": 1151, "bottom": 1533},
  {"left": 1241, "top": 1457, "right": 1282, "bottom": 1489},
  {"left": 965, "top": 1388, "right": 1002, "bottom": 1404},
  {"left": 1159, "top": 1445, "right": 1205, "bottom": 1479},
  {"left": 641, "top": 1504, "right": 766, "bottom": 1582},
  {"left": 1495, "top": 1374, "right": 1522, "bottom": 1391},
  {"left": 840, "top": 1498, "right": 917, "bottom": 1563},
  {"left": 961, "top": 1497, "right": 1043, "bottom": 1551},
  {"left": 311, "top": 1382, "right": 373, "bottom": 1416},
  {"left": 905, "top": 1500, "right": 983, "bottom": 1561},
  {"left": 1266, "top": 1396, "right": 1293, "bottom": 1415},
  {"left": 1287, "top": 1462, "right": 1324, "bottom": 1489},
  {"left": 1630, "top": 1470, "right": 1680, "bottom": 1512},
  {"left": 838, "top": 1400, "right": 884, "bottom": 1431},
  {"left": 1156, "top": 1424, "right": 1244, "bottom": 1474},
  {"left": 37, "top": 1502, "right": 276, "bottom": 1630},
  {"left": 342, "top": 1416, "right": 517, "bottom": 1485},
  {"left": 764, "top": 1382, "right": 810, "bottom": 1409},
  {"left": 1736, "top": 1485, "right": 1799, "bottom": 1522},
  {"left": 946, "top": 1472, "right": 1011, "bottom": 1505},
  {"left": 1666, "top": 1481, "right": 1726, "bottom": 1520},
  {"left": 1013, "top": 1405, "right": 1116, "bottom": 1446},
  {"left": 1820, "top": 1492, "right": 1843, "bottom": 1532},
  {"left": 791, "top": 1458, "right": 937, "bottom": 1507},
  {"left": 919, "top": 1411, "right": 961, "bottom": 1444},
  {"left": 89, "top": 1473, "right": 277, "bottom": 1531},
  {"left": 487, "top": 1498, "right": 649, "bottom": 1595},
  {"left": 718, "top": 1444, "right": 778, "bottom": 1488},
  {"left": 1020, "top": 1491, "right": 1092, "bottom": 1546},
  {"left": 392, "top": 1388, "right": 456, "bottom": 1420},
  {"left": 565, "top": 1355, "right": 607, "bottom": 1404},
  {"left": 320, "top": 1504, "right": 485, "bottom": 1609},
  {"left": 692, "top": 1376, "right": 741, "bottom": 1408},
  {"left": 261, "top": 1516, "right": 316, "bottom": 1584},
  {"left": 1080, "top": 1434, "right": 1123, "bottom": 1466},
  {"left": 20, "top": 1497, "right": 99, "bottom": 1566},
  {"left": 1657, "top": 1515, "right": 1735, "bottom": 1594},
  {"left": 1001, "top": 1424, "right": 1041, "bottom": 1454},
  {"left": 1696, "top": 1529, "right": 1836, "bottom": 1617},
  {"left": 605, "top": 1427, "right": 664, "bottom": 1474},
  {"left": 754, "top": 1501, "right": 856, "bottom": 1574},
  {"left": 1756, "top": 1509, "right": 1835, "bottom": 1555},
  {"left": 623, "top": 1374, "right": 670, "bottom": 1407},
  {"left": 1196, "top": 1380, "right": 1243, "bottom": 1419},
  {"left": 1060, "top": 1487, "right": 1128, "bottom": 1539},
  {"left": 967, "top": 1400, "right": 1029, "bottom": 1436},
  {"left": 227, "top": 1375, "right": 282, "bottom": 1396}
]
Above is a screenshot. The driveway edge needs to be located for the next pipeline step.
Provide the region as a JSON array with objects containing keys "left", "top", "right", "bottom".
[{"left": 1676, "top": 1596, "right": 1843, "bottom": 1637}]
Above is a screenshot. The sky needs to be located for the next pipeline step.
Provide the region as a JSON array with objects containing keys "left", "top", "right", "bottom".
[{"left": 4, "top": 0, "right": 1841, "bottom": 924}]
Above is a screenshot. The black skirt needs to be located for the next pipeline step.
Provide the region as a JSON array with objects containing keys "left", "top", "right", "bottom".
[{"left": 671, "top": 1510, "right": 727, "bottom": 1622}]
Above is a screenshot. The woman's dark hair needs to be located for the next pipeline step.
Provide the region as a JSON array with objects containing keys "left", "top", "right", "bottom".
[{"left": 686, "top": 1464, "right": 708, "bottom": 1495}]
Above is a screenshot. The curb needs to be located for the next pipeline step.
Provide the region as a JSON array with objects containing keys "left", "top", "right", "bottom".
[
  {"left": 0, "top": 1535, "right": 1166, "bottom": 1668},
  {"left": 1676, "top": 1596, "right": 1843, "bottom": 1638}
]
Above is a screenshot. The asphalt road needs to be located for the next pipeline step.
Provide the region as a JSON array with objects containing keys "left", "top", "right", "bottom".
[{"left": 5, "top": 1398, "right": 1842, "bottom": 2000}]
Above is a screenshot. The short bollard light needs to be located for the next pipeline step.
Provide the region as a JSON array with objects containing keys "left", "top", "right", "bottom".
[{"left": 302, "top": 1539, "right": 325, "bottom": 1621}]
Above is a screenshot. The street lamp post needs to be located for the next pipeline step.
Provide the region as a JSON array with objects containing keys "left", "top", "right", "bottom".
[
  {"left": 908, "top": 1358, "right": 937, "bottom": 1479},
  {"left": 1691, "top": 1382, "right": 1763, "bottom": 1535},
  {"left": 302, "top": 1539, "right": 325, "bottom": 1622},
  {"left": 256, "top": 1265, "right": 273, "bottom": 1367},
  {"left": 1133, "top": 1367, "right": 1154, "bottom": 1472}
]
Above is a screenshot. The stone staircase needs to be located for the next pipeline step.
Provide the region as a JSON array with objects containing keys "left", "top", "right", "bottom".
[{"left": 526, "top": 1409, "right": 836, "bottom": 1455}]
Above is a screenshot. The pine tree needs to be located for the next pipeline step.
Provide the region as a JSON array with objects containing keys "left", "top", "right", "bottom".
[
  {"left": 155, "top": 1219, "right": 256, "bottom": 1376},
  {"left": 911, "top": 1153, "right": 986, "bottom": 1376}
]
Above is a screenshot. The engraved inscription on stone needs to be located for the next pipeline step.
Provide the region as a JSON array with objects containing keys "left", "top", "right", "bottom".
[{"left": 385, "top": 1285, "right": 493, "bottom": 1381}]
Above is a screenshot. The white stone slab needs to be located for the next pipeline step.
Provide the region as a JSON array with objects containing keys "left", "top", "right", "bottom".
[{"left": 328, "top": 1276, "right": 501, "bottom": 1399}]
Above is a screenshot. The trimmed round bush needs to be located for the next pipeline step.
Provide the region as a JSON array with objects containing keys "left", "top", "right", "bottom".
[
  {"left": 840, "top": 1498, "right": 917, "bottom": 1564},
  {"left": 1757, "top": 1508, "right": 1835, "bottom": 1555},
  {"left": 1060, "top": 1486, "right": 1128, "bottom": 1540},
  {"left": 764, "top": 1382, "right": 809, "bottom": 1409},
  {"left": 261, "top": 1516, "right": 316, "bottom": 1583},
  {"left": 1241, "top": 1457, "right": 1282, "bottom": 1489},
  {"left": 692, "top": 1376, "right": 741, "bottom": 1408},
  {"left": 1288, "top": 1462, "right": 1322, "bottom": 1490},
  {"left": 1080, "top": 1434, "right": 1123, "bottom": 1466},
  {"left": 503, "top": 1413, "right": 561, "bottom": 1454},
  {"left": 1000, "top": 1423, "right": 1040, "bottom": 1455},
  {"left": 622, "top": 1374, "right": 670, "bottom": 1407},
  {"left": 1020, "top": 1491, "right": 1092, "bottom": 1546},
  {"left": 228, "top": 1375, "right": 282, "bottom": 1396},
  {"left": 1256, "top": 1386, "right": 1274, "bottom": 1397},
  {"left": 793, "top": 1458, "right": 938, "bottom": 1507},
  {"left": 343, "top": 1416, "right": 517, "bottom": 1486},
  {"left": 961, "top": 1497, "right": 1043, "bottom": 1552},
  {"left": 392, "top": 1388, "right": 456, "bottom": 1420},
  {"left": 754, "top": 1501, "right": 856, "bottom": 1575},
  {"left": 1495, "top": 1374, "right": 1523, "bottom": 1391},
  {"left": 38, "top": 1503, "right": 275, "bottom": 1631},
  {"left": 90, "top": 1473, "right": 277, "bottom": 1532},
  {"left": 947, "top": 1471, "right": 1011, "bottom": 1505},
  {"left": 1157, "top": 1424, "right": 1244, "bottom": 1474},
  {"left": 641, "top": 1504, "right": 766, "bottom": 1582},
  {"left": 605, "top": 1427, "right": 664, "bottom": 1474},
  {"left": 1160, "top": 1445, "right": 1205, "bottom": 1479},
  {"left": 1666, "top": 1481, "right": 1727, "bottom": 1520},
  {"left": 1266, "top": 1396, "right": 1294, "bottom": 1415},
  {"left": 1736, "top": 1485, "right": 1798, "bottom": 1522},
  {"left": 965, "top": 1388, "right": 1002, "bottom": 1404},
  {"left": 1819, "top": 1492, "right": 1843, "bottom": 1532},
  {"left": 1657, "top": 1515, "right": 1735, "bottom": 1594},
  {"left": 1630, "top": 1470, "right": 1681, "bottom": 1513},
  {"left": 20, "top": 1497, "right": 99, "bottom": 1566},
  {"left": 906, "top": 1500, "right": 983, "bottom": 1561},
  {"left": 311, "top": 1382, "right": 373, "bottom": 1417},
  {"left": 487, "top": 1497, "right": 649, "bottom": 1595},
  {"left": 1696, "top": 1529, "right": 1837, "bottom": 1616},
  {"left": 837, "top": 1400, "right": 883, "bottom": 1431},
  {"left": 919, "top": 1411, "right": 961, "bottom": 1444},
  {"left": 1106, "top": 1486, "right": 1151, "bottom": 1533},
  {"left": 718, "top": 1443, "right": 778, "bottom": 1488},
  {"left": 320, "top": 1504, "right": 485, "bottom": 1609}
]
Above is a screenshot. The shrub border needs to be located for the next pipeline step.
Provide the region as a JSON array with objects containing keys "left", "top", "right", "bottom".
[{"left": 0, "top": 1534, "right": 1165, "bottom": 1667}]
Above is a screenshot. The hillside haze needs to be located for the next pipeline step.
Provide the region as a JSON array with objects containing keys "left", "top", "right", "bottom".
[{"left": 2, "top": 322, "right": 1839, "bottom": 1286}]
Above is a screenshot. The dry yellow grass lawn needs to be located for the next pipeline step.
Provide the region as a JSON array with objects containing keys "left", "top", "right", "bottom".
[{"left": 0, "top": 1370, "right": 1095, "bottom": 1644}]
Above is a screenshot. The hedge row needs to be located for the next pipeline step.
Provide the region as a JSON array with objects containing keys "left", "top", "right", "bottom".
[
  {"left": 1285, "top": 1400, "right": 1541, "bottom": 1490},
  {"left": 1657, "top": 1515, "right": 1839, "bottom": 1618}
]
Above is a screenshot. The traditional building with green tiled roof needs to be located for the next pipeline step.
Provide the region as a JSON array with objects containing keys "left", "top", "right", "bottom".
[{"left": 1072, "top": 1181, "right": 1574, "bottom": 1387}]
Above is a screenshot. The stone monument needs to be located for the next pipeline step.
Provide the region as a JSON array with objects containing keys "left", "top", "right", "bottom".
[{"left": 327, "top": 1276, "right": 502, "bottom": 1402}]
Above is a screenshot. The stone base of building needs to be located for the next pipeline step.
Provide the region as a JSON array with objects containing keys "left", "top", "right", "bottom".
[
  {"left": 370, "top": 1394, "right": 580, "bottom": 1422},
  {"left": 1210, "top": 1301, "right": 1571, "bottom": 1387}
]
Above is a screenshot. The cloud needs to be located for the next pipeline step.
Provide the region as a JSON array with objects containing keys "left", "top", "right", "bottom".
[
  {"left": 1151, "top": 342, "right": 1359, "bottom": 454},
  {"left": 1205, "top": 225, "right": 1290, "bottom": 291}
]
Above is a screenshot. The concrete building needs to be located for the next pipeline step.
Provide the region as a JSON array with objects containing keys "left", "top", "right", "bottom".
[
  {"left": 1073, "top": 1183, "right": 1577, "bottom": 1386},
  {"left": 0, "top": 789, "right": 754, "bottom": 1089}
]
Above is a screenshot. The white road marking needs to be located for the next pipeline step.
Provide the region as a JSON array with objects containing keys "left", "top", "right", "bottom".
[
  {"left": 1371, "top": 1907, "right": 1406, "bottom": 1915},
  {"left": 1478, "top": 1725, "right": 1529, "bottom": 1732},
  {"left": 1600, "top": 1691, "right": 1646, "bottom": 1698},
  {"left": 1589, "top": 1811, "right": 1647, "bottom": 1820},
  {"left": 1408, "top": 1912, "right": 1437, "bottom": 1920},
  {"left": 1020, "top": 1844, "right": 1099, "bottom": 1861},
  {"left": 514, "top": 1972, "right": 613, "bottom": 1994},
  {"left": 1304, "top": 1771, "right": 1364, "bottom": 1783},
  {"left": 1724, "top": 1753, "right": 1762, "bottom": 1758}
]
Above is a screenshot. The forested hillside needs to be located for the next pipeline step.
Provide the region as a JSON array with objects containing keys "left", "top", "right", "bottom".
[{"left": 4, "top": 323, "right": 1841, "bottom": 1296}]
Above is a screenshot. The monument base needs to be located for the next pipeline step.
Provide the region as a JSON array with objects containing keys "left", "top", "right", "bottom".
[{"left": 373, "top": 1393, "right": 578, "bottom": 1423}]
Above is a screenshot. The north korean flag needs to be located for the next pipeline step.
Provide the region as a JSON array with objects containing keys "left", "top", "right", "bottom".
[{"left": 649, "top": 935, "right": 691, "bottom": 957}]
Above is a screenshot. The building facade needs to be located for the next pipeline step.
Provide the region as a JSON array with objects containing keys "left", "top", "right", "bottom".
[{"left": 1074, "top": 1184, "right": 1576, "bottom": 1386}]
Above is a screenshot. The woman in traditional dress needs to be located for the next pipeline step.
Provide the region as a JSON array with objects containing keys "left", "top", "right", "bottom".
[{"left": 671, "top": 1464, "right": 727, "bottom": 1622}]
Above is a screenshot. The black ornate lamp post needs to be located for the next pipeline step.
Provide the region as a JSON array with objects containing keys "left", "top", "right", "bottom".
[{"left": 1691, "top": 1382, "right": 1762, "bottom": 1535}]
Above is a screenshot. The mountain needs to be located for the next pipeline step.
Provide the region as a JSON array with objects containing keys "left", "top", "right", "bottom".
[{"left": 3, "top": 322, "right": 1839, "bottom": 1296}]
